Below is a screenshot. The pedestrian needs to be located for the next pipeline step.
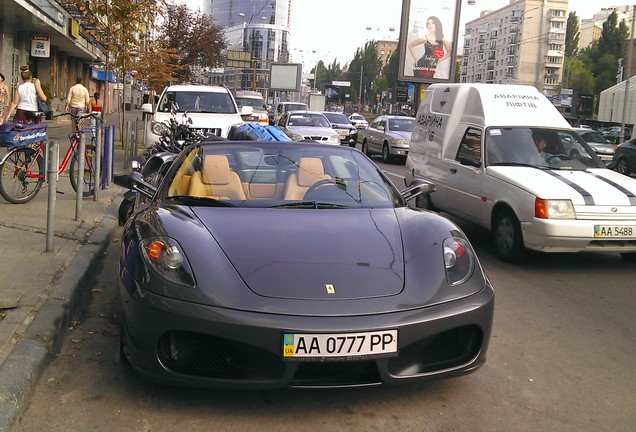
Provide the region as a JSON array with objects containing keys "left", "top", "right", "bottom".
[
  {"left": 89, "top": 91, "right": 103, "bottom": 134},
  {"left": 65, "top": 76, "right": 90, "bottom": 131},
  {"left": 0, "top": 72, "right": 10, "bottom": 125},
  {"left": 5, "top": 66, "right": 47, "bottom": 124}
]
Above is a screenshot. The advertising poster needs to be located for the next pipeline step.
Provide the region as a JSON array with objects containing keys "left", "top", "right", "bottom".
[{"left": 398, "top": 0, "right": 461, "bottom": 83}]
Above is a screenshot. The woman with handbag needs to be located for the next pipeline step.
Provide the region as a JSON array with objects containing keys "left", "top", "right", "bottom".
[{"left": 5, "top": 66, "right": 47, "bottom": 124}]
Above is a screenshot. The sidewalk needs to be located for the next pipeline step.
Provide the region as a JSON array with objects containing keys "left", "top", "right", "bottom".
[{"left": 0, "top": 109, "right": 144, "bottom": 431}]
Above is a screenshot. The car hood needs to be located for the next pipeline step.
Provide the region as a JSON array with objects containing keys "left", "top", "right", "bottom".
[
  {"left": 587, "top": 142, "right": 616, "bottom": 154},
  {"left": 153, "top": 111, "right": 242, "bottom": 130},
  {"left": 192, "top": 208, "right": 405, "bottom": 300},
  {"left": 388, "top": 131, "right": 412, "bottom": 140},
  {"left": 486, "top": 166, "right": 636, "bottom": 206},
  {"left": 287, "top": 126, "right": 338, "bottom": 137}
]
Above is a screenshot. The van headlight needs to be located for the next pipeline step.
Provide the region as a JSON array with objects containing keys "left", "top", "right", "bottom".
[{"left": 534, "top": 198, "right": 575, "bottom": 219}]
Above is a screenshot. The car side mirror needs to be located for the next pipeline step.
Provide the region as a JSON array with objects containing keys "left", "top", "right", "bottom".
[
  {"left": 114, "top": 172, "right": 156, "bottom": 199},
  {"left": 401, "top": 178, "right": 436, "bottom": 202}
]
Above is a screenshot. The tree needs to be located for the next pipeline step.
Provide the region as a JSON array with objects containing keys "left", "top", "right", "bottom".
[
  {"left": 160, "top": 2, "right": 226, "bottom": 83},
  {"left": 565, "top": 12, "right": 580, "bottom": 57},
  {"left": 347, "top": 41, "right": 380, "bottom": 110}
]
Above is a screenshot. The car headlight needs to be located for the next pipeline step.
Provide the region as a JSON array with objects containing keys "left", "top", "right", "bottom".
[
  {"left": 534, "top": 198, "right": 575, "bottom": 219},
  {"left": 288, "top": 132, "right": 304, "bottom": 141},
  {"left": 327, "top": 135, "right": 341, "bottom": 144},
  {"left": 151, "top": 121, "right": 168, "bottom": 136},
  {"left": 393, "top": 139, "right": 409, "bottom": 146},
  {"left": 443, "top": 237, "right": 475, "bottom": 286},
  {"left": 140, "top": 237, "right": 195, "bottom": 287}
]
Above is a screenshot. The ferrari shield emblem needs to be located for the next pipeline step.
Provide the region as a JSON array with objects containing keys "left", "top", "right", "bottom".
[{"left": 325, "top": 284, "right": 335, "bottom": 294}]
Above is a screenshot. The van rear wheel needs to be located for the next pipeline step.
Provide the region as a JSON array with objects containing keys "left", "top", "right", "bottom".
[{"left": 493, "top": 208, "right": 525, "bottom": 262}]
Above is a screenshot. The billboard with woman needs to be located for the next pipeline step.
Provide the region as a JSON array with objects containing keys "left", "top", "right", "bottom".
[{"left": 398, "top": 0, "right": 462, "bottom": 83}]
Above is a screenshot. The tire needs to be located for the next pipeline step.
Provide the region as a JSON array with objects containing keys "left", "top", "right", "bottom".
[
  {"left": 493, "top": 208, "right": 525, "bottom": 262},
  {"left": 382, "top": 142, "right": 393, "bottom": 163},
  {"left": 118, "top": 198, "right": 135, "bottom": 226},
  {"left": 0, "top": 147, "right": 44, "bottom": 204},
  {"left": 362, "top": 140, "right": 371, "bottom": 156},
  {"left": 69, "top": 143, "right": 102, "bottom": 197},
  {"left": 615, "top": 157, "right": 630, "bottom": 175}
]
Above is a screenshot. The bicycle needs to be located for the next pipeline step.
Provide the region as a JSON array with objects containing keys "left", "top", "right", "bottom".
[{"left": 0, "top": 112, "right": 101, "bottom": 204}]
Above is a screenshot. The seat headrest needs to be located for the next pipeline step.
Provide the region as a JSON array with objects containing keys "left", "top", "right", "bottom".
[
  {"left": 297, "top": 157, "right": 325, "bottom": 186},
  {"left": 202, "top": 155, "right": 231, "bottom": 185}
]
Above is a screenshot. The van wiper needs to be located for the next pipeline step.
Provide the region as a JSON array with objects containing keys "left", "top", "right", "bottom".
[
  {"left": 269, "top": 201, "right": 348, "bottom": 209},
  {"left": 169, "top": 195, "right": 237, "bottom": 207}
]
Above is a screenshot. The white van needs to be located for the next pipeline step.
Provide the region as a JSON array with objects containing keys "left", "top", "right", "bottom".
[{"left": 406, "top": 83, "right": 636, "bottom": 262}]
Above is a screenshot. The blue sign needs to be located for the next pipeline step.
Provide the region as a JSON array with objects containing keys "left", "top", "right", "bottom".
[{"left": 90, "top": 68, "right": 117, "bottom": 83}]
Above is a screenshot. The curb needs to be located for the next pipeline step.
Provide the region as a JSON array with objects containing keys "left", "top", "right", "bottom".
[{"left": 0, "top": 196, "right": 122, "bottom": 432}]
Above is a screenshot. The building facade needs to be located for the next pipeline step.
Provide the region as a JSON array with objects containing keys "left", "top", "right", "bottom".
[
  {"left": 579, "top": 6, "right": 631, "bottom": 49},
  {"left": 460, "top": 0, "right": 569, "bottom": 99},
  {"left": 0, "top": 0, "right": 111, "bottom": 114},
  {"left": 201, "top": 0, "right": 292, "bottom": 93}
]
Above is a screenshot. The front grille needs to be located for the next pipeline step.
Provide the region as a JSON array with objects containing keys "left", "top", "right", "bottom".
[
  {"left": 304, "top": 135, "right": 330, "bottom": 141},
  {"left": 157, "top": 331, "right": 285, "bottom": 380},
  {"left": 291, "top": 360, "right": 381, "bottom": 387},
  {"left": 387, "top": 326, "right": 482, "bottom": 376},
  {"left": 192, "top": 127, "right": 222, "bottom": 137},
  {"left": 588, "top": 239, "right": 636, "bottom": 248}
]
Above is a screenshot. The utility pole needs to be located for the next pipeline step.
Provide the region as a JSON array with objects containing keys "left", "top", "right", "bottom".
[{"left": 620, "top": 5, "right": 636, "bottom": 142}]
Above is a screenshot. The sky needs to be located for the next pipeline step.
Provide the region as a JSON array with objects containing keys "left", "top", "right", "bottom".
[{"left": 289, "top": 0, "right": 627, "bottom": 67}]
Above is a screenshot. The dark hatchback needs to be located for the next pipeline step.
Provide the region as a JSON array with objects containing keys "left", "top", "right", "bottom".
[{"left": 323, "top": 111, "right": 358, "bottom": 147}]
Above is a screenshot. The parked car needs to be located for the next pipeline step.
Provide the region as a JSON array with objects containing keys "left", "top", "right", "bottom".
[
  {"left": 349, "top": 113, "right": 369, "bottom": 129},
  {"left": 360, "top": 115, "right": 415, "bottom": 163},
  {"left": 610, "top": 138, "right": 636, "bottom": 175},
  {"left": 114, "top": 140, "right": 494, "bottom": 389},
  {"left": 233, "top": 90, "right": 269, "bottom": 124},
  {"left": 142, "top": 85, "right": 249, "bottom": 146},
  {"left": 567, "top": 128, "right": 616, "bottom": 165},
  {"left": 277, "top": 110, "right": 340, "bottom": 145},
  {"left": 322, "top": 111, "right": 358, "bottom": 147}
]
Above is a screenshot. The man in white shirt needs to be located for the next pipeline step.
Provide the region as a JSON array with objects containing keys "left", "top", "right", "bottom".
[{"left": 65, "top": 76, "right": 90, "bottom": 131}]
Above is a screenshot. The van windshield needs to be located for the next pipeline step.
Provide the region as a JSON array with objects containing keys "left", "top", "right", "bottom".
[
  {"left": 158, "top": 91, "right": 237, "bottom": 114},
  {"left": 484, "top": 127, "right": 606, "bottom": 170}
]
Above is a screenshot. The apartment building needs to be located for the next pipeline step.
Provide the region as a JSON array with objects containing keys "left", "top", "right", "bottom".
[{"left": 460, "top": 0, "right": 569, "bottom": 99}]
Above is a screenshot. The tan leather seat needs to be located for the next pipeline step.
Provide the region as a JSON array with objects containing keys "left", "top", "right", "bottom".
[
  {"left": 188, "top": 155, "right": 246, "bottom": 200},
  {"left": 283, "top": 157, "right": 331, "bottom": 200}
]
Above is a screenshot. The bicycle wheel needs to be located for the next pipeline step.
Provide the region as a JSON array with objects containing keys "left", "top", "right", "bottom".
[
  {"left": 0, "top": 146, "right": 45, "bottom": 204},
  {"left": 69, "top": 143, "right": 102, "bottom": 198}
]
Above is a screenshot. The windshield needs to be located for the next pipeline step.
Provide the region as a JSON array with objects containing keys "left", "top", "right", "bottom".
[
  {"left": 235, "top": 97, "right": 265, "bottom": 109},
  {"left": 158, "top": 91, "right": 237, "bottom": 114},
  {"left": 324, "top": 113, "right": 350, "bottom": 124},
  {"left": 351, "top": 115, "right": 365, "bottom": 121},
  {"left": 578, "top": 131, "right": 610, "bottom": 144},
  {"left": 288, "top": 113, "right": 331, "bottom": 127},
  {"left": 485, "top": 127, "right": 606, "bottom": 170},
  {"left": 388, "top": 118, "right": 414, "bottom": 132},
  {"left": 164, "top": 143, "right": 402, "bottom": 209}
]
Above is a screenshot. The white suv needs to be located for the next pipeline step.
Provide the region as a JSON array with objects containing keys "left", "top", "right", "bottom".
[{"left": 142, "top": 85, "right": 249, "bottom": 146}]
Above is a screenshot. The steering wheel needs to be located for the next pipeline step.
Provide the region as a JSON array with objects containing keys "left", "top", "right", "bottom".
[
  {"left": 547, "top": 153, "right": 569, "bottom": 162},
  {"left": 304, "top": 179, "right": 347, "bottom": 200}
]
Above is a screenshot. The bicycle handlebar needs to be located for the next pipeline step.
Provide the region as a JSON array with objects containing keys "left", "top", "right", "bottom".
[{"left": 56, "top": 112, "right": 100, "bottom": 120}]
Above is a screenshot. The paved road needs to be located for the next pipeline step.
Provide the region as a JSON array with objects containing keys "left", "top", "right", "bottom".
[{"left": 11, "top": 187, "right": 636, "bottom": 432}]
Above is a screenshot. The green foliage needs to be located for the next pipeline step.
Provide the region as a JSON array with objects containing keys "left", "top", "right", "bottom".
[{"left": 565, "top": 12, "right": 580, "bottom": 57}]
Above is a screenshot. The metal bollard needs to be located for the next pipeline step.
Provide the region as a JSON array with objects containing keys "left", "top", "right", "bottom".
[
  {"left": 75, "top": 131, "right": 85, "bottom": 221},
  {"left": 94, "top": 121, "right": 102, "bottom": 201},
  {"left": 46, "top": 140, "right": 59, "bottom": 252},
  {"left": 104, "top": 125, "right": 110, "bottom": 188}
]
